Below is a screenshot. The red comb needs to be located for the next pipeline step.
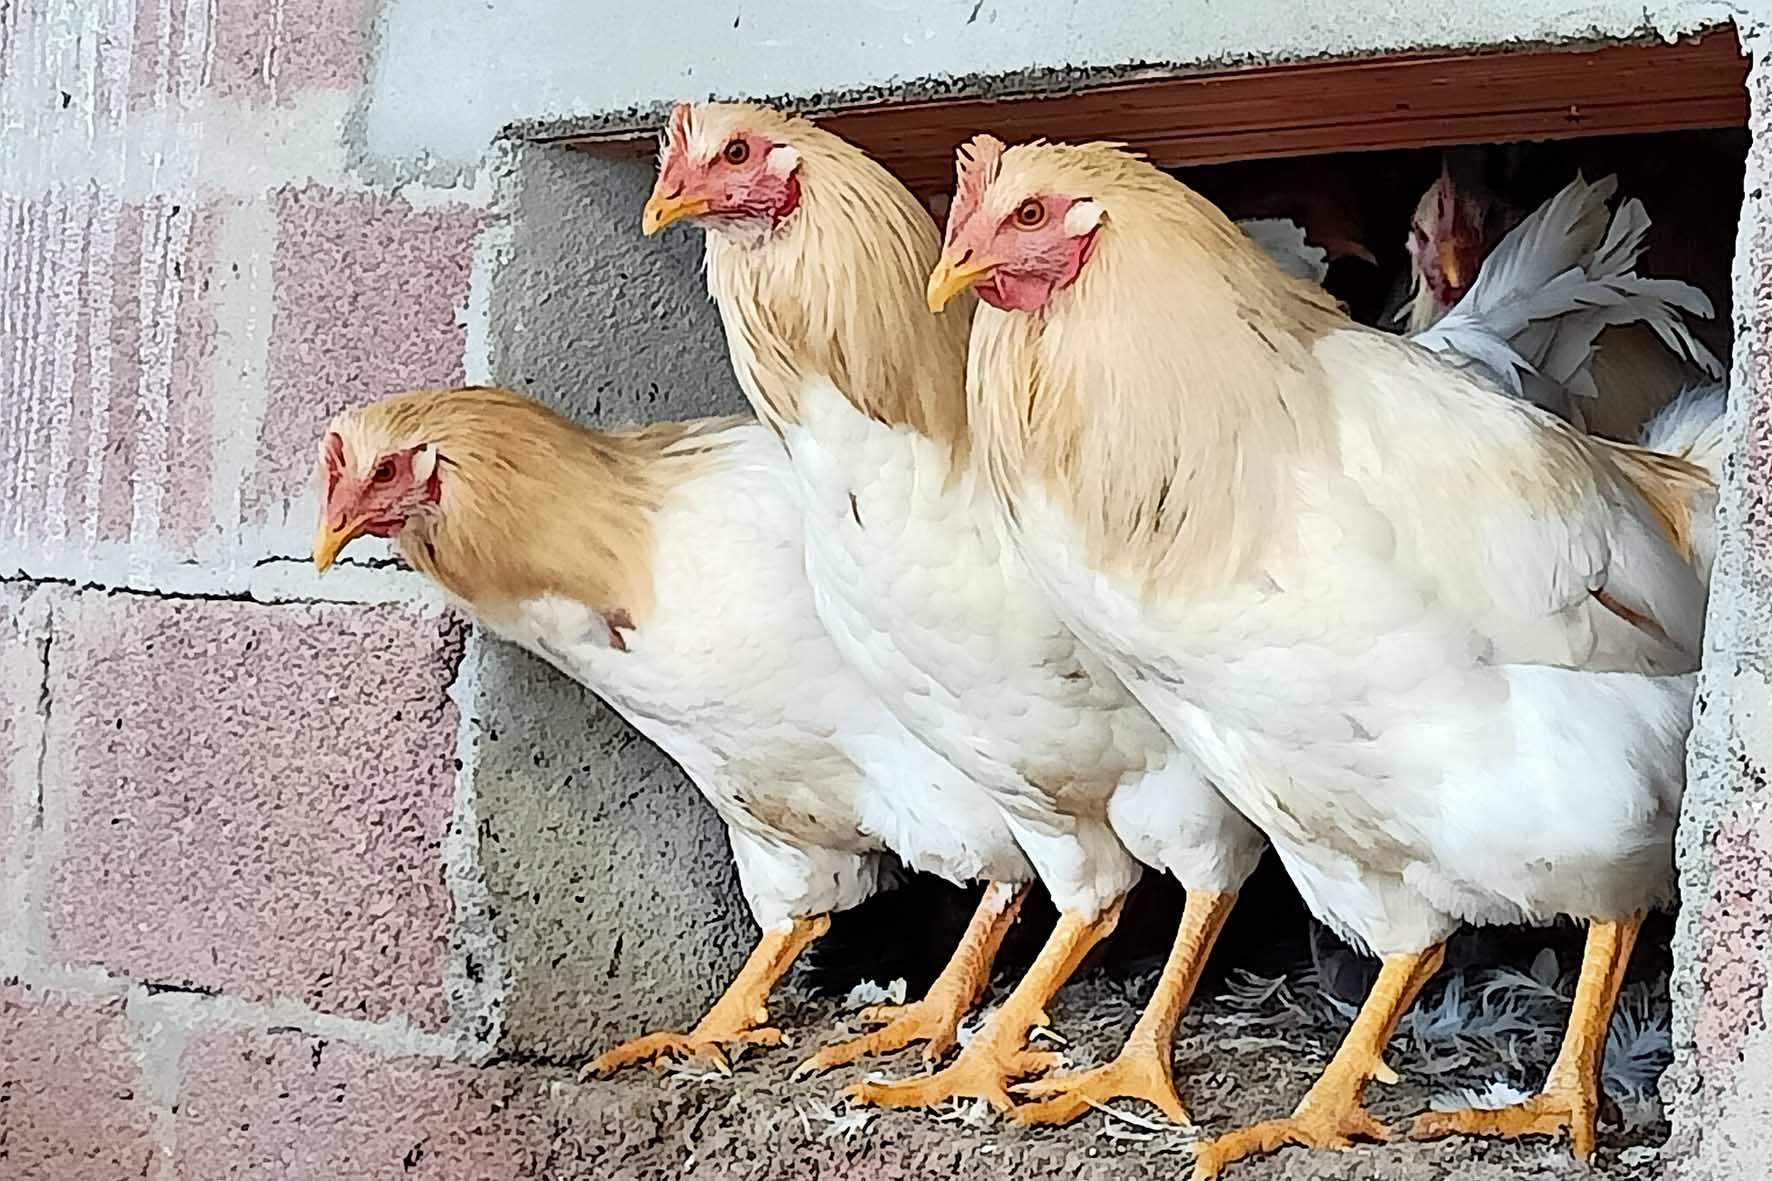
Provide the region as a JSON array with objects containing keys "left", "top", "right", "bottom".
[
  {"left": 666, "top": 102, "right": 694, "bottom": 150},
  {"left": 947, "top": 133, "right": 1006, "bottom": 245}
]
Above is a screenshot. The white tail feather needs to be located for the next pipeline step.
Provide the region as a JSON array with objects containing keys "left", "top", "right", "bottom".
[
  {"left": 1640, "top": 381, "right": 1729, "bottom": 482},
  {"left": 1410, "top": 174, "right": 1723, "bottom": 424},
  {"left": 1237, "top": 217, "right": 1329, "bottom": 286}
]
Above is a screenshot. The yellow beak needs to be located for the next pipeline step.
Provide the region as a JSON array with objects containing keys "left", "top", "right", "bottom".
[
  {"left": 925, "top": 252, "right": 996, "bottom": 313},
  {"left": 312, "top": 515, "right": 369, "bottom": 573},
  {"left": 642, "top": 191, "right": 712, "bottom": 236},
  {"left": 1438, "top": 241, "right": 1463, "bottom": 291}
]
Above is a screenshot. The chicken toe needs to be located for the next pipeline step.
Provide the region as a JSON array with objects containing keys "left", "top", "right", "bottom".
[
  {"left": 1010, "top": 1039, "right": 1190, "bottom": 1126},
  {"left": 845, "top": 903, "right": 1121, "bottom": 1113},
  {"left": 1412, "top": 915, "right": 1640, "bottom": 1161},
  {"left": 581, "top": 913, "right": 828, "bottom": 1079},
  {"left": 1193, "top": 943, "right": 1445, "bottom": 1179},
  {"left": 1010, "top": 887, "right": 1237, "bottom": 1127},
  {"left": 796, "top": 883, "right": 1028, "bottom": 1079}
]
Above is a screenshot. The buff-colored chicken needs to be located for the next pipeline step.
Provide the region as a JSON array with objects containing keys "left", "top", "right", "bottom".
[
  {"left": 312, "top": 386, "right": 1030, "bottom": 1078},
  {"left": 644, "top": 101, "right": 1266, "bottom": 1121},
  {"left": 929, "top": 137, "right": 1712, "bottom": 1176}
]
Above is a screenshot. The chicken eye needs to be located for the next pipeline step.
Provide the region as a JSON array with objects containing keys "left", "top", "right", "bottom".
[
  {"left": 1013, "top": 199, "right": 1047, "bottom": 230},
  {"left": 371, "top": 459, "right": 397, "bottom": 484},
  {"left": 723, "top": 139, "right": 750, "bottom": 165}
]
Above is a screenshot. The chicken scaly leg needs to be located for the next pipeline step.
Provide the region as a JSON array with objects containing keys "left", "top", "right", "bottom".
[
  {"left": 795, "top": 882, "right": 1028, "bottom": 1078},
  {"left": 847, "top": 899, "right": 1125, "bottom": 1113},
  {"left": 581, "top": 913, "right": 829, "bottom": 1077},
  {"left": 1011, "top": 888, "right": 1237, "bottom": 1126},
  {"left": 1412, "top": 914, "right": 1641, "bottom": 1159},
  {"left": 1192, "top": 942, "right": 1446, "bottom": 1180}
]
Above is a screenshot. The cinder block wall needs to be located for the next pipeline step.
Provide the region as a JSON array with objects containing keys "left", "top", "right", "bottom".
[
  {"left": 5, "top": 0, "right": 1772, "bottom": 1178},
  {"left": 0, "top": 1, "right": 746, "bottom": 1175}
]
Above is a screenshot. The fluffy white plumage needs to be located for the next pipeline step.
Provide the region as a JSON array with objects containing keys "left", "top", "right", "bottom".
[
  {"left": 776, "top": 379, "right": 1261, "bottom": 914},
  {"left": 494, "top": 421, "right": 1029, "bottom": 927},
  {"left": 1408, "top": 173, "right": 1723, "bottom": 427},
  {"left": 1002, "top": 331, "right": 1698, "bottom": 955},
  {"left": 1639, "top": 379, "right": 1730, "bottom": 478}
]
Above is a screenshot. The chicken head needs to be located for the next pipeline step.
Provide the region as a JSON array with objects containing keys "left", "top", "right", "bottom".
[
  {"left": 643, "top": 102, "right": 803, "bottom": 235},
  {"left": 927, "top": 134, "right": 1101, "bottom": 314},
  {"left": 1406, "top": 162, "right": 1491, "bottom": 313},
  {"left": 312, "top": 428, "right": 440, "bottom": 571}
]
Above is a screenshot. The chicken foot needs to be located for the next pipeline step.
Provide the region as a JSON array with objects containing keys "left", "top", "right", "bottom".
[
  {"left": 846, "top": 899, "right": 1125, "bottom": 1113},
  {"left": 1011, "top": 888, "right": 1237, "bottom": 1126},
  {"left": 795, "top": 881, "right": 1028, "bottom": 1078},
  {"left": 581, "top": 913, "right": 829, "bottom": 1077},
  {"left": 1191, "top": 942, "right": 1446, "bottom": 1180},
  {"left": 1412, "top": 914, "right": 1641, "bottom": 1159}
]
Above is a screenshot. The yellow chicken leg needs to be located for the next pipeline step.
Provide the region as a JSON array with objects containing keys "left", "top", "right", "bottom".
[
  {"left": 847, "top": 899, "right": 1125, "bottom": 1113},
  {"left": 1192, "top": 942, "right": 1447, "bottom": 1180},
  {"left": 795, "top": 882, "right": 1028, "bottom": 1078},
  {"left": 1412, "top": 914, "right": 1641, "bottom": 1159},
  {"left": 1012, "top": 888, "right": 1237, "bottom": 1126},
  {"left": 581, "top": 913, "right": 830, "bottom": 1077}
]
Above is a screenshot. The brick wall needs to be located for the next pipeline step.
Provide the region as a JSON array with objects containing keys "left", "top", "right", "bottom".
[{"left": 0, "top": 3, "right": 560, "bottom": 1176}]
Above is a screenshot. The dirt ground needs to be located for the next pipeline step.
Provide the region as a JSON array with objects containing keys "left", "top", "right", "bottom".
[{"left": 540, "top": 967, "right": 1668, "bottom": 1181}]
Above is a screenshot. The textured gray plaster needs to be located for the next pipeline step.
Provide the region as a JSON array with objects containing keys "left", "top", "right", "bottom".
[
  {"left": 488, "top": 140, "right": 744, "bottom": 423},
  {"left": 463, "top": 137, "right": 756, "bottom": 1058},
  {"left": 1664, "top": 32, "right": 1772, "bottom": 1180},
  {"left": 464, "top": 632, "right": 752, "bottom": 1059}
]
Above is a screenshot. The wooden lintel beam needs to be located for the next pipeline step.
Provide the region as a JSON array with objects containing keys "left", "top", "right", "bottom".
[{"left": 559, "top": 31, "right": 1747, "bottom": 193}]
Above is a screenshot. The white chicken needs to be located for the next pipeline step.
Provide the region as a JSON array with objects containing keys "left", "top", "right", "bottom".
[
  {"left": 311, "top": 386, "right": 1029, "bottom": 1077},
  {"left": 644, "top": 101, "right": 1266, "bottom": 1122},
  {"left": 929, "top": 136, "right": 1710, "bottom": 1176}
]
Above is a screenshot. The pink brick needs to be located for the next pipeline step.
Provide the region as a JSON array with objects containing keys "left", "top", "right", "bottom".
[
  {"left": 43, "top": 593, "right": 467, "bottom": 1029},
  {"left": 1693, "top": 802, "right": 1772, "bottom": 1089},
  {"left": 131, "top": 0, "right": 369, "bottom": 109},
  {"left": 247, "top": 187, "right": 484, "bottom": 520},
  {"left": 0, "top": 585, "right": 45, "bottom": 881},
  {"left": 0, "top": 189, "right": 222, "bottom": 552},
  {"left": 210, "top": 0, "right": 372, "bottom": 104},
  {"left": 0, "top": 982, "right": 156, "bottom": 1181},
  {"left": 175, "top": 1029, "right": 547, "bottom": 1180}
]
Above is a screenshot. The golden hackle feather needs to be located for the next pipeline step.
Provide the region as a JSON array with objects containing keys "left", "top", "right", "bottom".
[
  {"left": 1592, "top": 439, "right": 1711, "bottom": 565},
  {"left": 328, "top": 386, "right": 742, "bottom": 624},
  {"left": 966, "top": 141, "right": 1710, "bottom": 662},
  {"left": 691, "top": 103, "right": 976, "bottom": 459},
  {"left": 962, "top": 141, "right": 1346, "bottom": 593}
]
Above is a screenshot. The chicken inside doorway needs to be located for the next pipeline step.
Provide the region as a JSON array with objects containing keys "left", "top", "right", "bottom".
[
  {"left": 485, "top": 117, "right": 1743, "bottom": 1178},
  {"left": 773, "top": 122, "right": 1743, "bottom": 1170}
]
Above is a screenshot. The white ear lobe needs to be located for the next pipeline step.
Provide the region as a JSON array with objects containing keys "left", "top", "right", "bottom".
[
  {"left": 412, "top": 444, "right": 438, "bottom": 484},
  {"left": 766, "top": 145, "right": 801, "bottom": 176},
  {"left": 1064, "top": 199, "right": 1105, "bottom": 236}
]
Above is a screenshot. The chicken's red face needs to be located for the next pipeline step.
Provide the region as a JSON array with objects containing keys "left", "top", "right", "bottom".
[
  {"left": 312, "top": 430, "right": 443, "bottom": 572},
  {"left": 928, "top": 135, "right": 1102, "bottom": 314},
  {"left": 643, "top": 103, "right": 802, "bottom": 236},
  {"left": 1407, "top": 170, "right": 1487, "bottom": 309}
]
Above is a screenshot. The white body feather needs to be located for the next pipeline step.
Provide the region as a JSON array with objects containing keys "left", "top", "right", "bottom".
[
  {"left": 769, "top": 379, "right": 1262, "bottom": 916},
  {"left": 470, "top": 421, "right": 1027, "bottom": 929},
  {"left": 983, "top": 310, "right": 1698, "bottom": 955}
]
